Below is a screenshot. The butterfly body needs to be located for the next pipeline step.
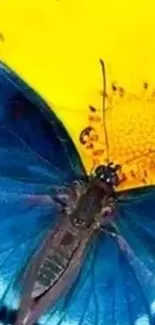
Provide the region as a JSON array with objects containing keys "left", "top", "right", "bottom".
[{"left": 15, "top": 178, "right": 116, "bottom": 325}]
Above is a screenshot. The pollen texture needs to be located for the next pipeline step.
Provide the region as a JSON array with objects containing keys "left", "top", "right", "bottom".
[{"left": 79, "top": 86, "right": 155, "bottom": 191}]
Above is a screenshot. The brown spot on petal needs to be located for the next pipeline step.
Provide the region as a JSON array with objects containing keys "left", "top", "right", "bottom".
[
  {"left": 143, "top": 82, "right": 148, "bottom": 89},
  {"left": 93, "top": 149, "right": 104, "bottom": 156},
  {"left": 119, "top": 87, "right": 125, "bottom": 97},
  {"left": 88, "top": 116, "right": 95, "bottom": 122},
  {"left": 141, "top": 178, "right": 147, "bottom": 184},
  {"left": 79, "top": 126, "right": 93, "bottom": 144},
  {"left": 89, "top": 105, "right": 97, "bottom": 112},
  {"left": 111, "top": 83, "right": 117, "bottom": 92},
  {"left": 86, "top": 143, "right": 94, "bottom": 150}
]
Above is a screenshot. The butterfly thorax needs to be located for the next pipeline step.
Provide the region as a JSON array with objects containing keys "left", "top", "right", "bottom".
[{"left": 70, "top": 179, "right": 113, "bottom": 228}]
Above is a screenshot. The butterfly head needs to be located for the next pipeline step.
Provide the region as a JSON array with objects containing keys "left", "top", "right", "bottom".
[{"left": 94, "top": 162, "right": 121, "bottom": 187}]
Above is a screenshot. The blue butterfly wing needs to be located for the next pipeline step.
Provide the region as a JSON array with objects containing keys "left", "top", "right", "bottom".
[
  {"left": 0, "top": 63, "right": 86, "bottom": 324},
  {"left": 0, "top": 126, "right": 60, "bottom": 324},
  {"left": 0, "top": 62, "right": 85, "bottom": 182},
  {"left": 36, "top": 186, "right": 155, "bottom": 325},
  {"left": 116, "top": 186, "right": 155, "bottom": 322}
]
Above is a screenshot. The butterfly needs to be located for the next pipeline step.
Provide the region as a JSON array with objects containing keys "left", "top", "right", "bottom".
[{"left": 0, "top": 60, "right": 155, "bottom": 325}]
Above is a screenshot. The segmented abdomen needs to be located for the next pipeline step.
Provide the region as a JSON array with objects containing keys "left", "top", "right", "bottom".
[{"left": 32, "top": 231, "right": 80, "bottom": 299}]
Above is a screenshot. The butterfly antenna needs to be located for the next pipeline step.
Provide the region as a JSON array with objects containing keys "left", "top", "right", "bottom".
[{"left": 99, "top": 59, "right": 110, "bottom": 164}]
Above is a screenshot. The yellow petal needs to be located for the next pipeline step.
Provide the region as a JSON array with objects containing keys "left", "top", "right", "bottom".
[{"left": 0, "top": 0, "right": 155, "bottom": 190}]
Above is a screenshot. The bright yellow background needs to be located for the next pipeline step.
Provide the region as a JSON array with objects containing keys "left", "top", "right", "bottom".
[{"left": 0, "top": 0, "right": 155, "bottom": 190}]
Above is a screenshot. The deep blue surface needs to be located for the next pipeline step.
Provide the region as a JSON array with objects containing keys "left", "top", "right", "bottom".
[
  {"left": 0, "top": 62, "right": 155, "bottom": 325},
  {"left": 0, "top": 62, "right": 85, "bottom": 182}
]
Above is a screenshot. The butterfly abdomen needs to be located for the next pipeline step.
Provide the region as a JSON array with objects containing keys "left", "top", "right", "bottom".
[
  {"left": 31, "top": 211, "right": 95, "bottom": 301},
  {"left": 32, "top": 245, "right": 76, "bottom": 299}
]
